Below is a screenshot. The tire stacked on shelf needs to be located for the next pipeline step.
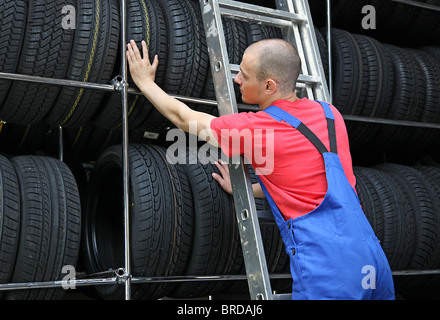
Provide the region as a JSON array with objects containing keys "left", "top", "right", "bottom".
[
  {"left": 355, "top": 163, "right": 440, "bottom": 299},
  {"left": 1, "top": 0, "right": 440, "bottom": 300},
  {"left": 82, "top": 144, "right": 194, "bottom": 299},
  {"left": 0, "top": 155, "right": 20, "bottom": 300},
  {"left": 0, "top": 0, "right": 439, "bottom": 159},
  {"left": 354, "top": 164, "right": 440, "bottom": 272},
  {"left": 0, "top": 0, "right": 27, "bottom": 110},
  {"left": 168, "top": 148, "right": 239, "bottom": 298},
  {"left": 139, "top": 0, "right": 209, "bottom": 140},
  {"left": 81, "top": 145, "right": 219, "bottom": 299},
  {"left": 0, "top": 154, "right": 81, "bottom": 300},
  {"left": 0, "top": 0, "right": 75, "bottom": 125},
  {"left": 46, "top": 0, "right": 120, "bottom": 129},
  {"left": 81, "top": 144, "right": 290, "bottom": 299},
  {"left": 320, "top": 27, "right": 440, "bottom": 155},
  {"left": 93, "top": 0, "right": 167, "bottom": 132}
]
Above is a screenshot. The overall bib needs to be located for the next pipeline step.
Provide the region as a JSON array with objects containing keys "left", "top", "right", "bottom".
[{"left": 258, "top": 101, "right": 395, "bottom": 300}]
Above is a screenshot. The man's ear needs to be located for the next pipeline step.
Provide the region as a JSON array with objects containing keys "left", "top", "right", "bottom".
[{"left": 265, "top": 79, "right": 277, "bottom": 94}]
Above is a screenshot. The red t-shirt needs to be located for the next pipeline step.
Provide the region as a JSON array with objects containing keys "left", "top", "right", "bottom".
[{"left": 210, "top": 98, "right": 356, "bottom": 220}]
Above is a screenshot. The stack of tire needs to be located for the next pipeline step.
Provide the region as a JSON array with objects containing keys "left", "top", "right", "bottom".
[
  {"left": 314, "top": 28, "right": 440, "bottom": 155},
  {"left": 0, "top": 0, "right": 282, "bottom": 161},
  {"left": 82, "top": 144, "right": 290, "bottom": 299},
  {"left": 1, "top": 0, "right": 440, "bottom": 300},
  {"left": 0, "top": 154, "right": 81, "bottom": 300},
  {"left": 307, "top": 0, "right": 440, "bottom": 159},
  {"left": 82, "top": 146, "right": 440, "bottom": 300},
  {"left": 354, "top": 164, "right": 440, "bottom": 298}
]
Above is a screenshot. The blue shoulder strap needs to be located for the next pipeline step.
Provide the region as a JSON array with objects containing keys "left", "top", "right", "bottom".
[{"left": 264, "top": 100, "right": 337, "bottom": 154}]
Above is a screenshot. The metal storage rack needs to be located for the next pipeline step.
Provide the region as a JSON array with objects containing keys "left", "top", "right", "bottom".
[{"left": 0, "top": 0, "right": 440, "bottom": 300}]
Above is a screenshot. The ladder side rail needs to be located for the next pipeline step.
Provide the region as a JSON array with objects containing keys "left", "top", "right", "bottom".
[{"left": 199, "top": 0, "right": 274, "bottom": 300}]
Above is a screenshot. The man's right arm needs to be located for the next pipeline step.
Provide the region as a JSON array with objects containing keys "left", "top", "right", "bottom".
[{"left": 127, "top": 39, "right": 219, "bottom": 147}]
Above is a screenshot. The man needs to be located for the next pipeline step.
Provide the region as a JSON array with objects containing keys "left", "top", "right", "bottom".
[{"left": 126, "top": 38, "right": 395, "bottom": 299}]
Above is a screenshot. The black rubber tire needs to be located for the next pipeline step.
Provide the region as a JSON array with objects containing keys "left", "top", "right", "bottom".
[
  {"left": 405, "top": 49, "right": 440, "bottom": 152},
  {"left": 46, "top": 0, "right": 120, "bottom": 128},
  {"left": 0, "top": 0, "right": 75, "bottom": 125},
  {"left": 6, "top": 155, "right": 81, "bottom": 300},
  {"left": 354, "top": 166, "right": 409, "bottom": 270},
  {"left": 94, "top": 0, "right": 167, "bottom": 131},
  {"left": 185, "top": 0, "right": 209, "bottom": 99},
  {"left": 83, "top": 144, "right": 193, "bottom": 300},
  {"left": 132, "top": 144, "right": 193, "bottom": 299},
  {"left": 142, "top": 0, "right": 209, "bottom": 138},
  {"left": 0, "top": 155, "right": 20, "bottom": 299},
  {"left": 370, "top": 45, "right": 425, "bottom": 151},
  {"left": 375, "top": 164, "right": 439, "bottom": 270},
  {"left": 348, "top": 34, "right": 393, "bottom": 148},
  {"left": 413, "top": 166, "right": 440, "bottom": 269},
  {"left": 244, "top": 21, "right": 282, "bottom": 45},
  {"left": 0, "top": 0, "right": 27, "bottom": 110},
  {"left": 352, "top": 34, "right": 393, "bottom": 119},
  {"left": 170, "top": 148, "right": 237, "bottom": 298},
  {"left": 330, "top": 28, "right": 363, "bottom": 116}
]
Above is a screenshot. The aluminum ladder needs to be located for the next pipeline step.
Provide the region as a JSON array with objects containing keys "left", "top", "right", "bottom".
[{"left": 198, "top": 0, "right": 330, "bottom": 300}]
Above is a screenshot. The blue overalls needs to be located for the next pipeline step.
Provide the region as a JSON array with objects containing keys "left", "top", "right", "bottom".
[{"left": 258, "top": 101, "right": 395, "bottom": 300}]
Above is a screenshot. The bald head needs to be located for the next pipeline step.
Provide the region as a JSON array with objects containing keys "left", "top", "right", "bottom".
[{"left": 245, "top": 39, "right": 301, "bottom": 94}]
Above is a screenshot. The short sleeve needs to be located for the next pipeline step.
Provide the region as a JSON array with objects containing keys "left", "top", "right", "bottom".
[{"left": 210, "top": 112, "right": 255, "bottom": 158}]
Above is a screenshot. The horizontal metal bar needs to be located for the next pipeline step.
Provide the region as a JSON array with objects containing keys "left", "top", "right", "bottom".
[
  {"left": 272, "top": 293, "right": 291, "bottom": 300},
  {"left": 2, "top": 72, "right": 439, "bottom": 130},
  {"left": 1, "top": 268, "right": 438, "bottom": 292},
  {"left": 391, "top": 0, "right": 440, "bottom": 12},
  {"left": 0, "top": 72, "right": 116, "bottom": 92},
  {"left": 0, "top": 273, "right": 291, "bottom": 291},
  {"left": 0, "top": 278, "right": 118, "bottom": 291},
  {"left": 343, "top": 114, "right": 440, "bottom": 129},
  {"left": 219, "top": 0, "right": 306, "bottom": 24},
  {"left": 391, "top": 269, "right": 440, "bottom": 276},
  {"left": 131, "top": 273, "right": 291, "bottom": 285}
]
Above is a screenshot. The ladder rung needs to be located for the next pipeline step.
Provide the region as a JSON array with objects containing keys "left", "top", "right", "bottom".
[
  {"left": 272, "top": 293, "right": 292, "bottom": 300},
  {"left": 219, "top": 0, "right": 306, "bottom": 26}
]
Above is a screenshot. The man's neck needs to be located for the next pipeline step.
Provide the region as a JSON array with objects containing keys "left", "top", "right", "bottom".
[{"left": 260, "top": 92, "right": 299, "bottom": 110}]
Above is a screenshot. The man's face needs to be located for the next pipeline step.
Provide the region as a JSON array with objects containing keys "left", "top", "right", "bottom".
[{"left": 235, "top": 51, "right": 266, "bottom": 106}]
